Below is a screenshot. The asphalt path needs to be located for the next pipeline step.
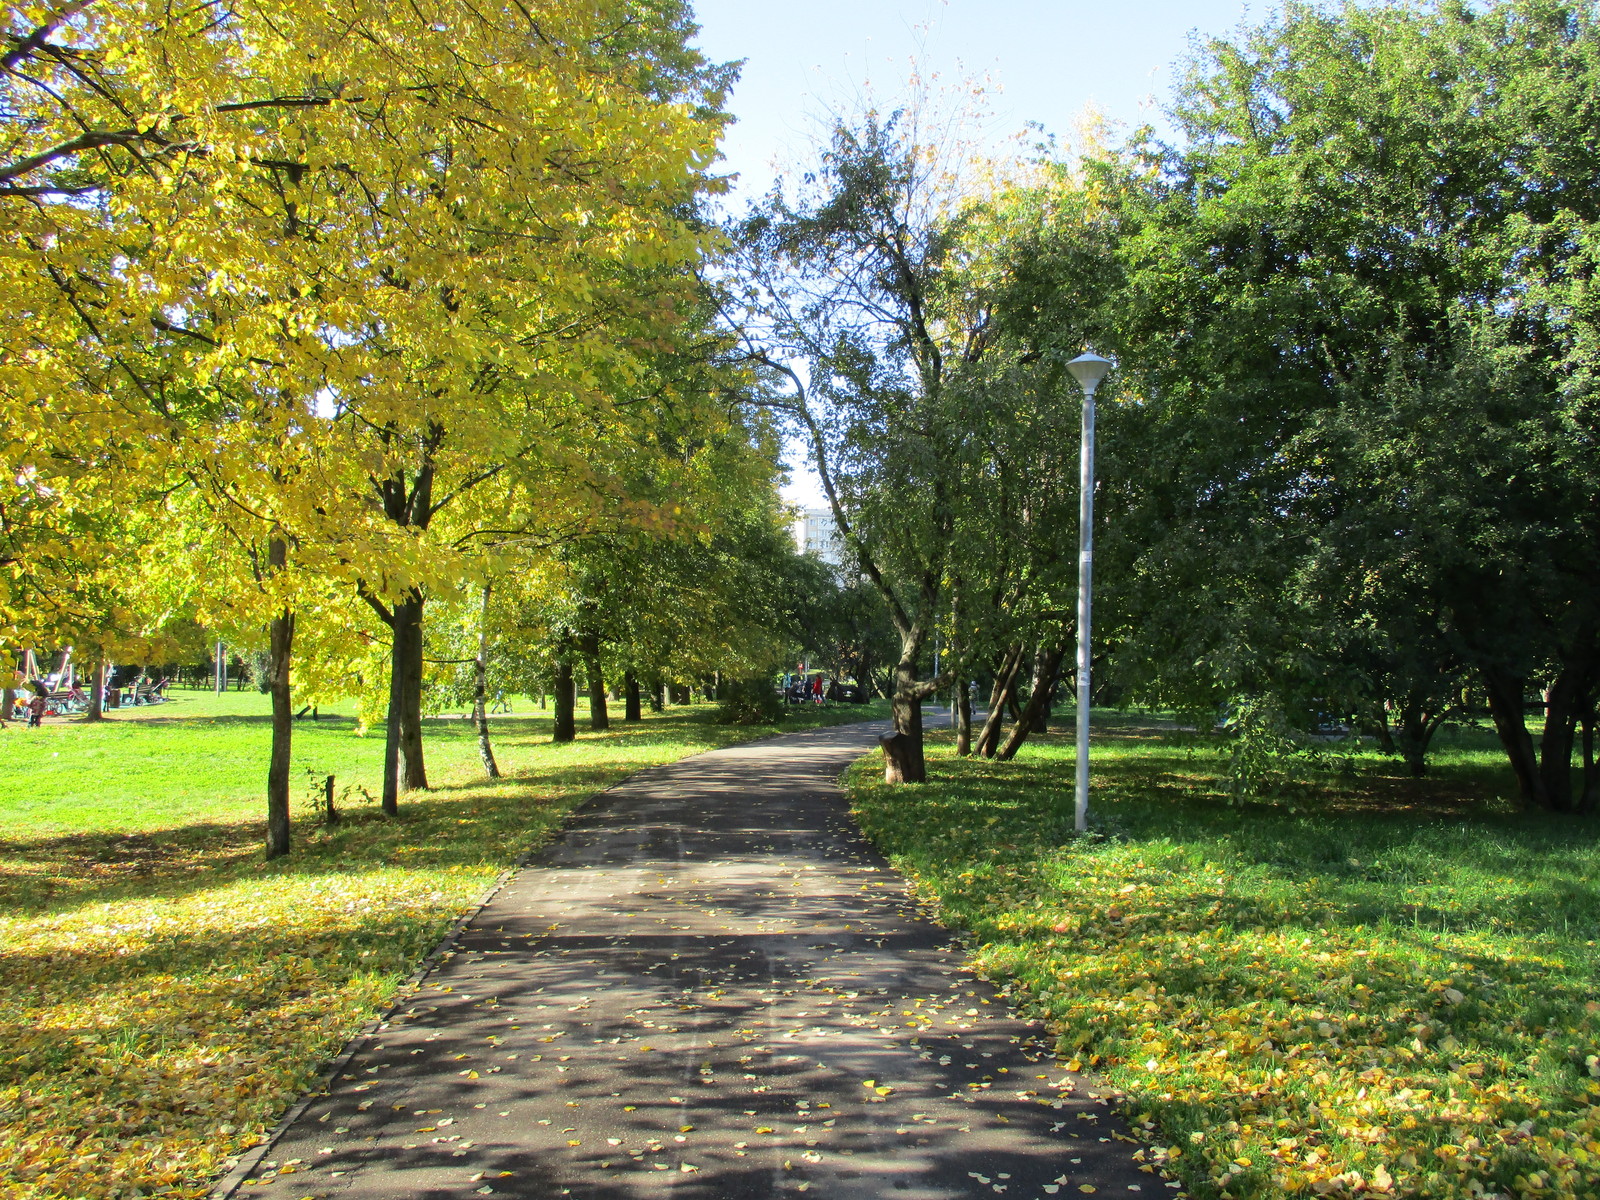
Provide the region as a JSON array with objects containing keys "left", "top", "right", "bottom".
[{"left": 220, "top": 720, "right": 1170, "bottom": 1200}]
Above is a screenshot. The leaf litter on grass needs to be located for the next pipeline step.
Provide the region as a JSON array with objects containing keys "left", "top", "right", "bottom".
[
  {"left": 0, "top": 699, "right": 889, "bottom": 1199},
  {"left": 849, "top": 722, "right": 1600, "bottom": 1200}
]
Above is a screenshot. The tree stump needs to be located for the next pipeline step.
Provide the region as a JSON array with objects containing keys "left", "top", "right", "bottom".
[{"left": 880, "top": 730, "right": 926, "bottom": 783}]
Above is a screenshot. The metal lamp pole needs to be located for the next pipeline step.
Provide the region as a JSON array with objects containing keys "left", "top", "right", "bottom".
[{"left": 1065, "top": 351, "right": 1113, "bottom": 832}]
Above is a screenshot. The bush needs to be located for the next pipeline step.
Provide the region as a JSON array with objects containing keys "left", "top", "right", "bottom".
[{"left": 714, "top": 676, "right": 786, "bottom": 725}]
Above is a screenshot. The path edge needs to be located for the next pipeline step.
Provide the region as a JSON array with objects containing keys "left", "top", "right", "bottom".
[
  {"left": 206, "top": 718, "right": 886, "bottom": 1198},
  {"left": 205, "top": 847, "right": 529, "bottom": 1199}
]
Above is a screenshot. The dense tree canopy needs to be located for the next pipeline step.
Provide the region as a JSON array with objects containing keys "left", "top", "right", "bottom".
[
  {"left": 10, "top": 0, "right": 1600, "bottom": 826},
  {"left": 739, "top": 0, "right": 1600, "bottom": 807},
  {"left": 1, "top": 0, "right": 797, "bottom": 849},
  {"left": 1093, "top": 0, "right": 1600, "bottom": 808}
]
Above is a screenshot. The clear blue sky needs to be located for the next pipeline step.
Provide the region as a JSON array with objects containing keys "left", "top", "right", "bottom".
[{"left": 690, "top": 0, "right": 1259, "bottom": 203}]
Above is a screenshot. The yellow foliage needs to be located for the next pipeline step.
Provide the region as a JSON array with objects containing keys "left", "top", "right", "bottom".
[{"left": 2, "top": 0, "right": 729, "bottom": 644}]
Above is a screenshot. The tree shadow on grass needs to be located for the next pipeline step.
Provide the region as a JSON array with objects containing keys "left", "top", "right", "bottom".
[
  {"left": 0, "top": 763, "right": 626, "bottom": 918},
  {"left": 2, "top": 707, "right": 890, "bottom": 921},
  {"left": 924, "top": 735, "right": 1600, "bottom": 941}
]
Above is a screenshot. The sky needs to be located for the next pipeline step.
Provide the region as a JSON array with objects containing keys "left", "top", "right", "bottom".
[
  {"left": 686, "top": 0, "right": 1260, "bottom": 506},
  {"left": 690, "top": 0, "right": 1259, "bottom": 201}
]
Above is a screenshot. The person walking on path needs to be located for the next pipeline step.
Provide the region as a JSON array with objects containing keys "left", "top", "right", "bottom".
[{"left": 217, "top": 723, "right": 1166, "bottom": 1200}]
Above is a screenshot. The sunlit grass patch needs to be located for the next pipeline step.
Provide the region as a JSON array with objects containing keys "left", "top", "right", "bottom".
[
  {"left": 849, "top": 719, "right": 1600, "bottom": 1200},
  {"left": 0, "top": 695, "right": 886, "bottom": 1199}
]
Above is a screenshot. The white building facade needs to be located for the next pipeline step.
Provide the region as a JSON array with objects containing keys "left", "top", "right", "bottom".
[{"left": 793, "top": 507, "right": 846, "bottom": 567}]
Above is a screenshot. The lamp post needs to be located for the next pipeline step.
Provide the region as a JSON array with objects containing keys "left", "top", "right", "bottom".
[{"left": 1065, "top": 350, "right": 1113, "bottom": 833}]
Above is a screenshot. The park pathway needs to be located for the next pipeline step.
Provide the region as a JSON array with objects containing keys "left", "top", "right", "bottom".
[{"left": 221, "top": 721, "right": 1167, "bottom": 1200}]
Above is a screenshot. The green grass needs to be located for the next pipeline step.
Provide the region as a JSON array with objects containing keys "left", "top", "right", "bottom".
[
  {"left": 2, "top": 687, "right": 878, "bottom": 840},
  {"left": 849, "top": 715, "right": 1600, "bottom": 1200},
  {"left": 0, "top": 689, "right": 887, "bottom": 1199}
]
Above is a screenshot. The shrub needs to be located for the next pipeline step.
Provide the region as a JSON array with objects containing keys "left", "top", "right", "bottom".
[{"left": 714, "top": 676, "right": 786, "bottom": 725}]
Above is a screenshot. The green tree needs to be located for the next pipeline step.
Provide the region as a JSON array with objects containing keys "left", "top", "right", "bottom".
[
  {"left": 1102, "top": 0, "right": 1600, "bottom": 805},
  {"left": 740, "top": 111, "right": 980, "bottom": 781}
]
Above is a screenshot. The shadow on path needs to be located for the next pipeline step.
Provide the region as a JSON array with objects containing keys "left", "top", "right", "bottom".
[{"left": 220, "top": 723, "right": 1169, "bottom": 1200}]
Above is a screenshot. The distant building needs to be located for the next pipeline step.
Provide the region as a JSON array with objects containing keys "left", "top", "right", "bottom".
[{"left": 793, "top": 507, "right": 845, "bottom": 567}]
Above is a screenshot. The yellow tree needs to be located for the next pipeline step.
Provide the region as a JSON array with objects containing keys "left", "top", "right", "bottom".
[{"left": 3, "top": 0, "right": 731, "bottom": 843}]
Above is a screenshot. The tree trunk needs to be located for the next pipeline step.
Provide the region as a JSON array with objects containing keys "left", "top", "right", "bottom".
[
  {"left": 0, "top": 650, "right": 15, "bottom": 724},
  {"left": 396, "top": 592, "right": 428, "bottom": 791},
  {"left": 1393, "top": 693, "right": 1445, "bottom": 778},
  {"left": 624, "top": 670, "right": 642, "bottom": 721},
  {"left": 1581, "top": 697, "right": 1599, "bottom": 815},
  {"left": 1368, "top": 704, "right": 1397, "bottom": 755},
  {"left": 265, "top": 538, "right": 295, "bottom": 859},
  {"left": 1538, "top": 652, "right": 1596, "bottom": 813},
  {"left": 1005, "top": 645, "right": 1030, "bottom": 723},
  {"left": 85, "top": 658, "right": 105, "bottom": 722},
  {"left": 996, "top": 645, "right": 1067, "bottom": 761},
  {"left": 552, "top": 659, "right": 576, "bottom": 742},
  {"left": 886, "top": 648, "right": 927, "bottom": 783},
  {"left": 584, "top": 644, "right": 609, "bottom": 731},
  {"left": 880, "top": 730, "right": 922, "bottom": 783},
  {"left": 649, "top": 678, "right": 664, "bottom": 713},
  {"left": 1396, "top": 726, "right": 1430, "bottom": 777},
  {"left": 1027, "top": 646, "right": 1053, "bottom": 732},
  {"left": 955, "top": 676, "right": 972, "bottom": 756},
  {"left": 368, "top": 448, "right": 440, "bottom": 810},
  {"left": 382, "top": 632, "right": 404, "bottom": 816},
  {"left": 977, "top": 644, "right": 1025, "bottom": 758},
  {"left": 381, "top": 589, "right": 428, "bottom": 814},
  {"left": 473, "top": 582, "right": 500, "bottom": 778},
  {"left": 1481, "top": 664, "right": 1547, "bottom": 810}
]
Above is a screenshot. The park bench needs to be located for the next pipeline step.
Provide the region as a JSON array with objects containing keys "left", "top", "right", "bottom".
[
  {"left": 44, "top": 689, "right": 87, "bottom": 716},
  {"left": 123, "top": 678, "right": 170, "bottom": 706}
]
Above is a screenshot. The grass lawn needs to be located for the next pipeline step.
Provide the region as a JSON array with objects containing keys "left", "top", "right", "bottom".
[
  {"left": 849, "top": 716, "right": 1600, "bottom": 1200},
  {"left": 0, "top": 689, "right": 887, "bottom": 1200}
]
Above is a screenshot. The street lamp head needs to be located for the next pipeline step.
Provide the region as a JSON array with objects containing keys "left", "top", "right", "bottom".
[{"left": 1065, "top": 350, "right": 1114, "bottom": 395}]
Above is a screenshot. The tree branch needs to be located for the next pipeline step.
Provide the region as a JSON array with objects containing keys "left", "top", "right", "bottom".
[
  {"left": 750, "top": 349, "right": 916, "bottom": 639},
  {"left": 357, "top": 582, "right": 395, "bottom": 627},
  {"left": 1, "top": 1, "right": 95, "bottom": 75}
]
